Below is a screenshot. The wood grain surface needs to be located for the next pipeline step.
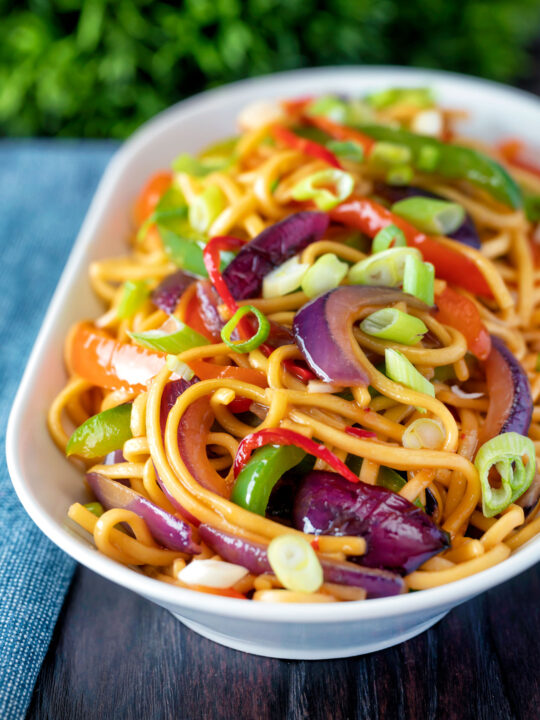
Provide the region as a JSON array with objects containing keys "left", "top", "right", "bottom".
[{"left": 27, "top": 563, "right": 540, "bottom": 720}]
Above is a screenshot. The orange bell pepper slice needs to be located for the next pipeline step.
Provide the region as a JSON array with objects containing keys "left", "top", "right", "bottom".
[{"left": 433, "top": 286, "right": 491, "bottom": 360}]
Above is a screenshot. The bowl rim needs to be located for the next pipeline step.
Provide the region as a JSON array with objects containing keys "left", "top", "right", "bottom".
[{"left": 6, "top": 64, "right": 540, "bottom": 623}]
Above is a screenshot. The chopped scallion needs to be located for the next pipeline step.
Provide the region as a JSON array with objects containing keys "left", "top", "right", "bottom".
[
  {"left": 130, "top": 316, "right": 209, "bottom": 353},
  {"left": 84, "top": 502, "right": 104, "bottom": 518},
  {"left": 327, "top": 140, "right": 365, "bottom": 163},
  {"left": 291, "top": 169, "right": 354, "bottom": 211},
  {"left": 221, "top": 305, "right": 270, "bottom": 353},
  {"left": 370, "top": 142, "right": 412, "bottom": 167},
  {"left": 403, "top": 255, "right": 435, "bottom": 306},
  {"left": 301, "top": 253, "right": 349, "bottom": 298},
  {"left": 372, "top": 224, "right": 407, "bottom": 253},
  {"left": 402, "top": 418, "right": 445, "bottom": 449},
  {"left": 348, "top": 247, "right": 422, "bottom": 287},
  {"left": 391, "top": 196, "right": 465, "bottom": 235},
  {"left": 267, "top": 534, "right": 323, "bottom": 593},
  {"left": 474, "top": 432, "right": 536, "bottom": 517},
  {"left": 116, "top": 280, "right": 150, "bottom": 319},
  {"left": 262, "top": 256, "right": 309, "bottom": 298},
  {"left": 188, "top": 185, "right": 225, "bottom": 233},
  {"left": 385, "top": 348, "right": 435, "bottom": 398},
  {"left": 360, "top": 308, "right": 428, "bottom": 346}
]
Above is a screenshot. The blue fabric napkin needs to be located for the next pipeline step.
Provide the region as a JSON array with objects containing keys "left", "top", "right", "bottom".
[{"left": 0, "top": 140, "right": 118, "bottom": 720}]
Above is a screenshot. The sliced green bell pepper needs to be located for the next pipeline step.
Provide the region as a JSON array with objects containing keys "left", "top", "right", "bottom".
[
  {"left": 231, "top": 445, "right": 306, "bottom": 515},
  {"left": 66, "top": 403, "right": 132, "bottom": 459},
  {"left": 359, "top": 124, "right": 523, "bottom": 209}
]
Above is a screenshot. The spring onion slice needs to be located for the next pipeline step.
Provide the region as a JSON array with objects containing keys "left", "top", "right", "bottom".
[
  {"left": 326, "top": 140, "right": 365, "bottom": 163},
  {"left": 306, "top": 95, "right": 349, "bottom": 123},
  {"left": 366, "top": 87, "right": 434, "bottom": 110},
  {"left": 392, "top": 197, "right": 465, "bottom": 235},
  {"left": 116, "top": 280, "right": 150, "bottom": 319},
  {"left": 402, "top": 418, "right": 446, "bottom": 449},
  {"left": 84, "top": 502, "right": 104, "bottom": 518},
  {"left": 348, "top": 247, "right": 422, "bottom": 287},
  {"left": 166, "top": 355, "right": 195, "bottom": 381},
  {"left": 262, "top": 255, "right": 309, "bottom": 298},
  {"left": 372, "top": 224, "right": 407, "bottom": 253},
  {"left": 188, "top": 185, "right": 225, "bottom": 233},
  {"left": 403, "top": 255, "right": 435, "bottom": 306},
  {"left": 386, "top": 165, "right": 414, "bottom": 186},
  {"left": 291, "top": 169, "right": 354, "bottom": 211},
  {"left": 385, "top": 348, "right": 435, "bottom": 398},
  {"left": 475, "top": 432, "right": 536, "bottom": 518},
  {"left": 221, "top": 305, "right": 270, "bottom": 353},
  {"left": 360, "top": 308, "right": 428, "bottom": 346},
  {"left": 131, "top": 316, "right": 209, "bottom": 354},
  {"left": 178, "top": 559, "right": 248, "bottom": 588},
  {"left": 370, "top": 142, "right": 412, "bottom": 167},
  {"left": 267, "top": 535, "right": 323, "bottom": 593},
  {"left": 301, "top": 253, "right": 349, "bottom": 299}
]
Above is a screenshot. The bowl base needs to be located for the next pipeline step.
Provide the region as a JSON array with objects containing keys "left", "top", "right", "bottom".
[{"left": 172, "top": 611, "right": 448, "bottom": 660}]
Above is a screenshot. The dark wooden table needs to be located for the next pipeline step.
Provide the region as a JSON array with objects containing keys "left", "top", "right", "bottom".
[
  {"left": 27, "top": 564, "right": 540, "bottom": 719},
  {"left": 27, "top": 64, "right": 540, "bottom": 720}
]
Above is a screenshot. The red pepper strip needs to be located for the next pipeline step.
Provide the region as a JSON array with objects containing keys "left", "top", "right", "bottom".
[
  {"left": 433, "top": 286, "right": 491, "bottom": 361},
  {"left": 188, "top": 585, "right": 247, "bottom": 600},
  {"left": 133, "top": 170, "right": 173, "bottom": 226},
  {"left": 498, "top": 139, "right": 540, "bottom": 180},
  {"left": 302, "top": 114, "right": 375, "bottom": 155},
  {"left": 330, "top": 197, "right": 493, "bottom": 298},
  {"left": 345, "top": 426, "right": 377, "bottom": 440},
  {"left": 234, "top": 428, "right": 359, "bottom": 483},
  {"left": 282, "top": 359, "right": 317, "bottom": 383},
  {"left": 271, "top": 125, "right": 342, "bottom": 169},
  {"left": 281, "top": 96, "right": 314, "bottom": 116},
  {"left": 228, "top": 398, "right": 253, "bottom": 413},
  {"left": 203, "top": 236, "right": 245, "bottom": 315}
]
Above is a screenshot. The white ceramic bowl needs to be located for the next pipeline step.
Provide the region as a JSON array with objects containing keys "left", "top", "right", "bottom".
[{"left": 6, "top": 67, "right": 540, "bottom": 660}]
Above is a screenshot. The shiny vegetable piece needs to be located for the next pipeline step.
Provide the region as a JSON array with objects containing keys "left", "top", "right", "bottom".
[
  {"left": 152, "top": 269, "right": 195, "bottom": 315},
  {"left": 84, "top": 502, "right": 103, "bottom": 517},
  {"left": 293, "top": 285, "right": 427, "bottom": 385},
  {"left": 374, "top": 185, "right": 481, "bottom": 249},
  {"left": 359, "top": 124, "right": 522, "bottom": 209},
  {"left": 372, "top": 224, "right": 407, "bottom": 252},
  {"left": 66, "top": 403, "right": 133, "bottom": 459},
  {"left": 198, "top": 524, "right": 405, "bottom": 598},
  {"left": 222, "top": 211, "right": 329, "bottom": 300},
  {"left": 293, "top": 471, "right": 449, "bottom": 574},
  {"left": 267, "top": 535, "right": 323, "bottom": 593},
  {"left": 131, "top": 316, "right": 209, "bottom": 354},
  {"left": 189, "top": 185, "right": 225, "bottom": 232},
  {"left": 221, "top": 305, "right": 270, "bottom": 353},
  {"left": 391, "top": 196, "right": 465, "bottom": 235},
  {"left": 291, "top": 169, "right": 354, "bottom": 210},
  {"left": 481, "top": 336, "right": 533, "bottom": 442},
  {"left": 301, "top": 253, "right": 349, "bottom": 298},
  {"left": 117, "top": 280, "right": 150, "bottom": 319},
  {"left": 67, "top": 323, "right": 166, "bottom": 392},
  {"left": 271, "top": 125, "right": 342, "bottom": 168},
  {"left": 360, "top": 308, "right": 428, "bottom": 345},
  {"left": 330, "top": 197, "right": 492, "bottom": 296},
  {"left": 433, "top": 286, "right": 491, "bottom": 360},
  {"left": 348, "top": 247, "right": 422, "bottom": 286},
  {"left": 231, "top": 445, "right": 306, "bottom": 515},
  {"left": 262, "top": 256, "right": 310, "bottom": 298},
  {"left": 474, "top": 433, "right": 536, "bottom": 517},
  {"left": 403, "top": 255, "right": 434, "bottom": 306},
  {"left": 86, "top": 472, "right": 200, "bottom": 554},
  {"left": 385, "top": 348, "right": 435, "bottom": 398}
]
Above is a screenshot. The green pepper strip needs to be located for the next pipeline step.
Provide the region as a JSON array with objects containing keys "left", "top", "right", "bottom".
[
  {"left": 231, "top": 445, "right": 306, "bottom": 515},
  {"left": 221, "top": 305, "right": 270, "bottom": 353},
  {"left": 358, "top": 124, "right": 522, "bottom": 209},
  {"left": 66, "top": 403, "right": 132, "bottom": 459}
]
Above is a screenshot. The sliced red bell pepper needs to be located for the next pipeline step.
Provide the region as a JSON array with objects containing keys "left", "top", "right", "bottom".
[
  {"left": 67, "top": 323, "right": 166, "bottom": 392},
  {"left": 498, "top": 139, "right": 540, "bottom": 180},
  {"left": 133, "top": 170, "right": 173, "bottom": 227},
  {"left": 330, "top": 197, "right": 493, "bottom": 298},
  {"left": 432, "top": 286, "right": 491, "bottom": 360},
  {"left": 281, "top": 96, "right": 314, "bottom": 116},
  {"left": 203, "top": 236, "right": 246, "bottom": 315},
  {"left": 345, "top": 426, "right": 377, "bottom": 440},
  {"left": 302, "top": 114, "right": 375, "bottom": 155},
  {"left": 282, "top": 359, "right": 317, "bottom": 383},
  {"left": 234, "top": 428, "right": 359, "bottom": 483},
  {"left": 270, "top": 125, "right": 342, "bottom": 169}
]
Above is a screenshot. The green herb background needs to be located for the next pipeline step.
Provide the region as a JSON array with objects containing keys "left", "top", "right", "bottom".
[{"left": 2, "top": 0, "right": 540, "bottom": 138}]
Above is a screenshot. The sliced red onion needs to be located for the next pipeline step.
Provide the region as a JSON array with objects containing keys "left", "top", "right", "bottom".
[
  {"left": 293, "top": 285, "right": 427, "bottom": 385},
  {"left": 195, "top": 280, "right": 225, "bottom": 342},
  {"left": 152, "top": 270, "right": 195, "bottom": 315},
  {"left": 293, "top": 471, "right": 450, "bottom": 575},
  {"left": 160, "top": 377, "right": 200, "bottom": 435},
  {"left": 86, "top": 472, "right": 200, "bottom": 554},
  {"left": 481, "top": 335, "right": 533, "bottom": 442},
  {"left": 374, "top": 184, "right": 481, "bottom": 249},
  {"left": 103, "top": 449, "right": 126, "bottom": 465},
  {"left": 199, "top": 524, "right": 405, "bottom": 598},
  {"left": 223, "top": 211, "right": 329, "bottom": 300}
]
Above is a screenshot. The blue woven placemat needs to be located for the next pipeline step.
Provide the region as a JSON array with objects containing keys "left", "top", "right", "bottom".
[{"left": 0, "top": 140, "right": 118, "bottom": 720}]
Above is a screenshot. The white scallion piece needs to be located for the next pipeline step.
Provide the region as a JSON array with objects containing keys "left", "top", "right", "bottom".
[{"left": 178, "top": 559, "right": 248, "bottom": 588}]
